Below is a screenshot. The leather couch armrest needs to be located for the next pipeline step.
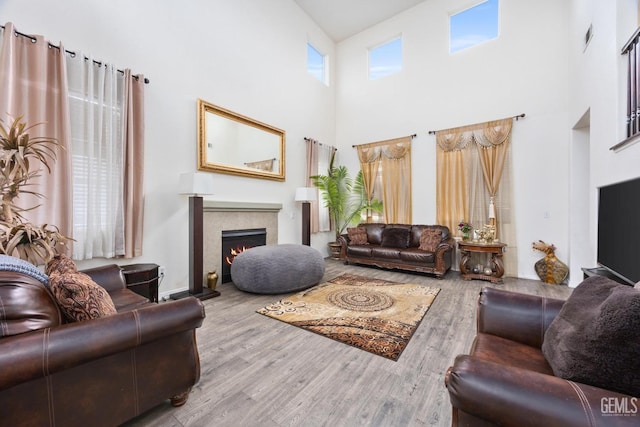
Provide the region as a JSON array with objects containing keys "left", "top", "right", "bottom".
[
  {"left": 446, "top": 355, "right": 638, "bottom": 427},
  {"left": 337, "top": 234, "right": 349, "bottom": 259},
  {"left": 82, "top": 264, "right": 127, "bottom": 292},
  {"left": 0, "top": 297, "right": 205, "bottom": 391},
  {"left": 477, "top": 287, "right": 566, "bottom": 348}
]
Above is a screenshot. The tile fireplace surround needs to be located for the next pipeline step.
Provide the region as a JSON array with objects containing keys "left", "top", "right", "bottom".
[{"left": 203, "top": 201, "right": 281, "bottom": 284}]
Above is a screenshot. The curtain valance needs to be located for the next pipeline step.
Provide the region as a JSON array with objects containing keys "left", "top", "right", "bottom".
[
  {"left": 356, "top": 136, "right": 412, "bottom": 163},
  {"left": 436, "top": 118, "right": 512, "bottom": 151}
]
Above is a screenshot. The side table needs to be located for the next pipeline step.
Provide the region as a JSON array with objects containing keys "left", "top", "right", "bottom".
[
  {"left": 458, "top": 241, "right": 507, "bottom": 284},
  {"left": 121, "top": 263, "right": 160, "bottom": 303}
]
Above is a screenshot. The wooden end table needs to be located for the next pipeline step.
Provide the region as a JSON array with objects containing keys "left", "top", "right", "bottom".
[{"left": 458, "top": 240, "right": 507, "bottom": 284}]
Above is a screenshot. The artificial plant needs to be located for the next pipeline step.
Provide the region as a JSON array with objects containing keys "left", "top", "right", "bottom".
[
  {"left": 0, "top": 115, "right": 68, "bottom": 265},
  {"left": 310, "top": 152, "right": 383, "bottom": 241}
]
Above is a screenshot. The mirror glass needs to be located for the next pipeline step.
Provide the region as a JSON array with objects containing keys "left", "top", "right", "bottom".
[{"left": 197, "top": 99, "right": 285, "bottom": 181}]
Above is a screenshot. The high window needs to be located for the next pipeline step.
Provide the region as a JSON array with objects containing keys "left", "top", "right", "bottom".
[
  {"left": 450, "top": 0, "right": 499, "bottom": 54},
  {"left": 307, "top": 43, "right": 327, "bottom": 84},
  {"left": 369, "top": 36, "right": 402, "bottom": 80}
]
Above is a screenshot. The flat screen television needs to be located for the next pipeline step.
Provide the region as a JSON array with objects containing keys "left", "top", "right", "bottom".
[{"left": 597, "top": 176, "right": 640, "bottom": 285}]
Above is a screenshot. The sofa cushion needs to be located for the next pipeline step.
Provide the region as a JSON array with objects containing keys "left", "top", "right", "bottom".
[
  {"left": 361, "top": 223, "right": 385, "bottom": 245},
  {"left": 419, "top": 228, "right": 442, "bottom": 252},
  {"left": 47, "top": 255, "right": 117, "bottom": 322},
  {"left": 380, "top": 227, "right": 410, "bottom": 249},
  {"left": 399, "top": 248, "right": 435, "bottom": 264},
  {"left": 541, "top": 276, "right": 640, "bottom": 396},
  {"left": 371, "top": 247, "right": 401, "bottom": 260},
  {"left": 347, "top": 226, "right": 368, "bottom": 245},
  {"left": 472, "top": 333, "right": 554, "bottom": 375},
  {"left": 0, "top": 272, "right": 62, "bottom": 337},
  {"left": 346, "top": 246, "right": 373, "bottom": 258}
]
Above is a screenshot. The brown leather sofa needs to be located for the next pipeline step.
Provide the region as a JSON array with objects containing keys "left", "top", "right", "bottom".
[
  {"left": 445, "top": 287, "right": 638, "bottom": 427},
  {"left": 337, "top": 223, "right": 454, "bottom": 278},
  {"left": 0, "top": 264, "right": 205, "bottom": 427}
]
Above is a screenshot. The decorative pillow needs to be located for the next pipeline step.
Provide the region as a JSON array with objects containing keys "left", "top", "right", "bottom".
[
  {"left": 541, "top": 276, "right": 640, "bottom": 396},
  {"left": 419, "top": 228, "right": 442, "bottom": 252},
  {"left": 380, "top": 227, "right": 410, "bottom": 249},
  {"left": 46, "top": 254, "right": 117, "bottom": 322},
  {"left": 347, "top": 226, "right": 368, "bottom": 245}
]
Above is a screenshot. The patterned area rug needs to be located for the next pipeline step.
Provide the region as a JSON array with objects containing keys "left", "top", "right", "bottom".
[{"left": 257, "top": 273, "right": 440, "bottom": 361}]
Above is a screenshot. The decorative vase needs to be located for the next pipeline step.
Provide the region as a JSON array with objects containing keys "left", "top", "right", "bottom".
[
  {"left": 462, "top": 231, "right": 471, "bottom": 241},
  {"left": 207, "top": 270, "right": 218, "bottom": 290}
]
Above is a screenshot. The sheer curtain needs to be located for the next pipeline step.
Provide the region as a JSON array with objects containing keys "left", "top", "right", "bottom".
[
  {"left": 0, "top": 22, "right": 73, "bottom": 251},
  {"left": 66, "top": 53, "right": 125, "bottom": 259},
  {"left": 435, "top": 118, "right": 517, "bottom": 276},
  {"left": 305, "top": 139, "right": 334, "bottom": 233},
  {"left": 357, "top": 136, "right": 412, "bottom": 224}
]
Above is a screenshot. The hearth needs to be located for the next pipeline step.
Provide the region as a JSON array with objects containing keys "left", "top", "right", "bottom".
[{"left": 221, "top": 228, "right": 266, "bottom": 283}]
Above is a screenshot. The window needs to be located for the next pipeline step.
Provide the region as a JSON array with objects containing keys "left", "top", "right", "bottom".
[
  {"left": 369, "top": 36, "right": 402, "bottom": 80},
  {"left": 307, "top": 43, "right": 327, "bottom": 84},
  {"left": 450, "top": 0, "right": 499, "bottom": 54}
]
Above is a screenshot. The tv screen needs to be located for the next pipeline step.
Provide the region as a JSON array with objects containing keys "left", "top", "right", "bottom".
[{"left": 597, "top": 176, "right": 640, "bottom": 285}]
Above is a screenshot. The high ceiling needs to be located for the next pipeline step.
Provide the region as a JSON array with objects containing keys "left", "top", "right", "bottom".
[{"left": 294, "top": 0, "right": 426, "bottom": 42}]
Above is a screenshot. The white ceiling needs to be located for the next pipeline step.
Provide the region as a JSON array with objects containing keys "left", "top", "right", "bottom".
[{"left": 294, "top": 0, "right": 426, "bottom": 42}]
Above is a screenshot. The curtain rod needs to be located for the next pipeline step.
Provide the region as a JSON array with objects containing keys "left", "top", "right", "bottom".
[
  {"left": 351, "top": 133, "right": 417, "bottom": 148},
  {"left": 0, "top": 24, "right": 149, "bottom": 84},
  {"left": 427, "top": 114, "right": 525, "bottom": 135},
  {"left": 304, "top": 137, "right": 338, "bottom": 151}
]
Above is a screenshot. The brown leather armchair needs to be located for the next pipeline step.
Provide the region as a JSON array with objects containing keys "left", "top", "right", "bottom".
[
  {"left": 445, "top": 287, "right": 638, "bottom": 427},
  {"left": 0, "top": 264, "right": 205, "bottom": 427}
]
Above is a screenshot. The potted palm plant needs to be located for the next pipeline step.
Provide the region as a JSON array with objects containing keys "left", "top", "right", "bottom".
[
  {"left": 311, "top": 154, "right": 383, "bottom": 259},
  {"left": 0, "top": 115, "right": 69, "bottom": 265}
]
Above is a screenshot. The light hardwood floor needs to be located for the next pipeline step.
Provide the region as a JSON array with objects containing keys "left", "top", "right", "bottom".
[{"left": 125, "top": 259, "right": 572, "bottom": 427}]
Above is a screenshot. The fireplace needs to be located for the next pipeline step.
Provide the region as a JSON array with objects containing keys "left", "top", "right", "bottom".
[{"left": 221, "top": 228, "right": 267, "bottom": 283}]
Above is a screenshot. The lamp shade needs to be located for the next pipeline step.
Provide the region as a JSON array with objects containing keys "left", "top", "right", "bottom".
[
  {"left": 295, "top": 187, "right": 317, "bottom": 202},
  {"left": 178, "top": 172, "right": 215, "bottom": 196}
]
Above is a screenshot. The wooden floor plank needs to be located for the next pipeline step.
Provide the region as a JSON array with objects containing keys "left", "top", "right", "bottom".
[{"left": 124, "top": 259, "right": 572, "bottom": 427}]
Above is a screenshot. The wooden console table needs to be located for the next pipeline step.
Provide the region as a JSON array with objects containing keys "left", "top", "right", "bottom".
[{"left": 458, "top": 241, "right": 507, "bottom": 284}]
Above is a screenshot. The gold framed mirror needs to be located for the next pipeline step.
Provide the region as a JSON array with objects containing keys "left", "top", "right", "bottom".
[{"left": 197, "top": 99, "right": 285, "bottom": 181}]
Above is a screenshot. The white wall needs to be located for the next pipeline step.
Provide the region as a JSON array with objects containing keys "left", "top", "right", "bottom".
[
  {"left": 567, "top": 0, "right": 640, "bottom": 284},
  {"left": 0, "top": 0, "right": 336, "bottom": 296},
  {"left": 335, "top": 0, "right": 571, "bottom": 281},
  {"left": 4, "top": 0, "right": 636, "bottom": 288}
]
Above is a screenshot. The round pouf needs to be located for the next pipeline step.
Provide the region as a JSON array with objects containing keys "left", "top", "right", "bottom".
[{"left": 231, "top": 244, "right": 325, "bottom": 294}]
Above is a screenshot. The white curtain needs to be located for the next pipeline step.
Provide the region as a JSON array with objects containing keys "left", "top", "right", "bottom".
[{"left": 66, "top": 53, "right": 125, "bottom": 259}]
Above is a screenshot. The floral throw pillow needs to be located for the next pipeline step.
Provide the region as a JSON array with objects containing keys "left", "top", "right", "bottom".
[
  {"left": 419, "top": 228, "right": 443, "bottom": 252},
  {"left": 347, "top": 226, "right": 369, "bottom": 245},
  {"left": 46, "top": 254, "right": 117, "bottom": 322}
]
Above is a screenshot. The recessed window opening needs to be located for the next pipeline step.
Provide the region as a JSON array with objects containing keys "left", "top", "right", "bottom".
[
  {"left": 368, "top": 36, "right": 402, "bottom": 80},
  {"left": 307, "top": 42, "right": 327, "bottom": 84},
  {"left": 450, "top": 0, "right": 499, "bottom": 54}
]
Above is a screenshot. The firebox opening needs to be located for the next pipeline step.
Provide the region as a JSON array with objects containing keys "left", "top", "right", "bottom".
[{"left": 221, "top": 228, "right": 266, "bottom": 283}]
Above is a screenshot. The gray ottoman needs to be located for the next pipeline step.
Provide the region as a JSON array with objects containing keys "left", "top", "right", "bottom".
[{"left": 230, "top": 244, "right": 325, "bottom": 294}]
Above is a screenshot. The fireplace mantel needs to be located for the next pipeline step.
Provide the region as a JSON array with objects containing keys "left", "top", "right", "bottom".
[
  {"left": 203, "top": 201, "right": 280, "bottom": 287},
  {"left": 203, "top": 201, "right": 282, "bottom": 213}
]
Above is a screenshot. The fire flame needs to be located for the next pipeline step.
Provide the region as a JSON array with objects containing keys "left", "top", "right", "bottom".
[{"left": 225, "top": 246, "right": 250, "bottom": 265}]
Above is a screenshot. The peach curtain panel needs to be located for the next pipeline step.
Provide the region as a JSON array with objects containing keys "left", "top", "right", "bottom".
[
  {"left": 123, "top": 70, "right": 145, "bottom": 258},
  {"left": 0, "top": 22, "right": 73, "bottom": 254},
  {"left": 356, "top": 136, "right": 412, "bottom": 224},
  {"left": 436, "top": 118, "right": 517, "bottom": 276}
]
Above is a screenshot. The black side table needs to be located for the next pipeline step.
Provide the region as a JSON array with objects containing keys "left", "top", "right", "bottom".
[{"left": 121, "top": 263, "right": 160, "bottom": 302}]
